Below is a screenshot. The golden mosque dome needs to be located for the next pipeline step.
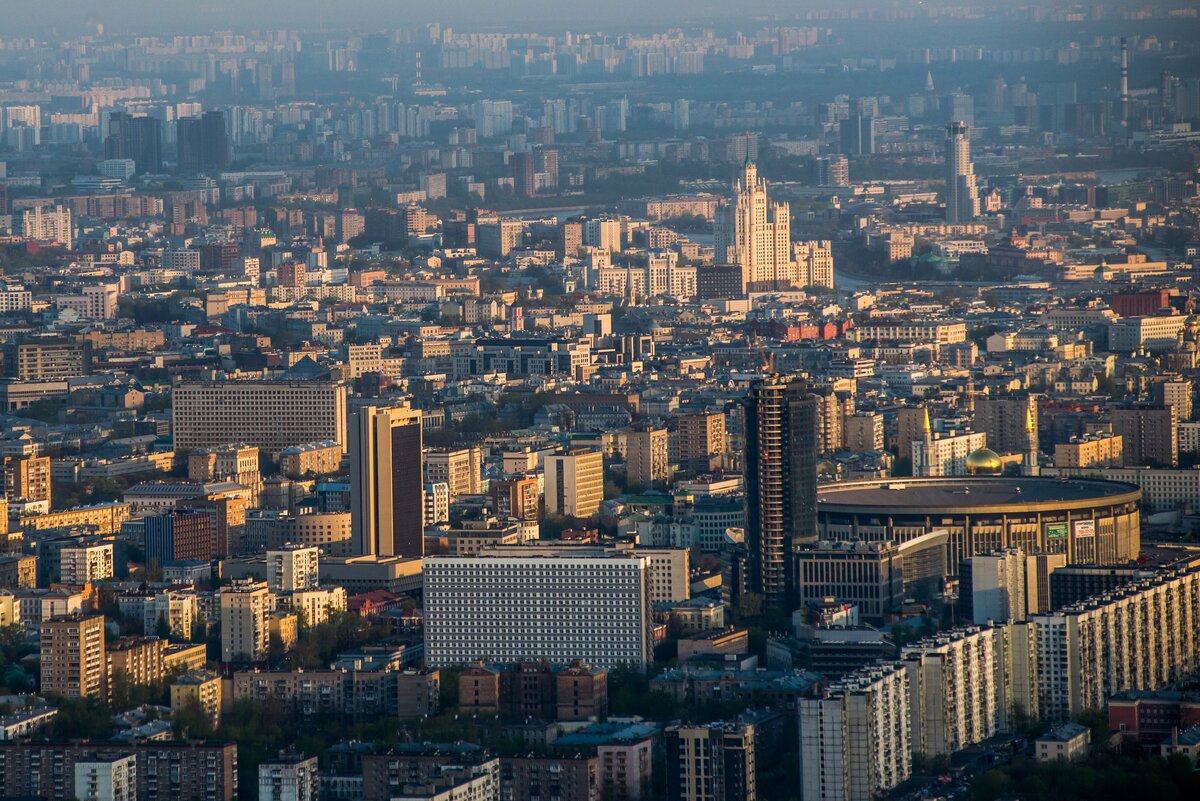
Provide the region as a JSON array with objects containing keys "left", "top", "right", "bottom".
[{"left": 965, "top": 448, "right": 1003, "bottom": 476}]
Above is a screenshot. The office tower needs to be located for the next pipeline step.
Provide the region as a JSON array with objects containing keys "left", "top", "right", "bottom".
[
  {"left": 944, "top": 122, "right": 979, "bottom": 223},
  {"left": 176, "top": 111, "right": 232, "bottom": 172},
  {"left": 1111, "top": 406, "right": 1178, "bottom": 467},
  {"left": 794, "top": 541, "right": 906, "bottom": 621},
  {"left": 902, "top": 626, "right": 1007, "bottom": 757},
  {"left": 839, "top": 113, "right": 875, "bottom": 155},
  {"left": 714, "top": 162, "right": 795, "bottom": 292},
  {"left": 424, "top": 446, "right": 483, "bottom": 500},
  {"left": 424, "top": 551, "right": 653, "bottom": 670},
  {"left": 971, "top": 549, "right": 1027, "bottom": 624},
  {"left": 625, "top": 426, "right": 669, "bottom": 487},
  {"left": 944, "top": 92, "right": 975, "bottom": 126},
  {"left": 677, "top": 410, "right": 727, "bottom": 472},
  {"left": 798, "top": 663, "right": 911, "bottom": 801},
  {"left": 350, "top": 406, "right": 424, "bottom": 558},
  {"left": 545, "top": 449, "right": 605, "bottom": 519},
  {"left": 664, "top": 721, "right": 756, "bottom": 801},
  {"left": 104, "top": 112, "right": 162, "bottom": 173},
  {"left": 744, "top": 377, "right": 818, "bottom": 608},
  {"left": 259, "top": 752, "right": 320, "bottom": 801},
  {"left": 219, "top": 579, "right": 271, "bottom": 664},
  {"left": 74, "top": 754, "right": 137, "bottom": 801},
  {"left": 973, "top": 396, "right": 1038, "bottom": 456},
  {"left": 143, "top": 510, "right": 217, "bottom": 566},
  {"left": 40, "top": 615, "right": 107, "bottom": 699},
  {"left": 267, "top": 544, "right": 319, "bottom": 593},
  {"left": 809, "top": 154, "right": 849, "bottom": 187},
  {"left": 172, "top": 380, "right": 348, "bottom": 453},
  {"left": 512, "top": 151, "right": 536, "bottom": 197},
  {"left": 2, "top": 454, "right": 51, "bottom": 505}
]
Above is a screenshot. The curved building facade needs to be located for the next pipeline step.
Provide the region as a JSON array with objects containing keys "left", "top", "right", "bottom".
[{"left": 817, "top": 477, "right": 1141, "bottom": 573}]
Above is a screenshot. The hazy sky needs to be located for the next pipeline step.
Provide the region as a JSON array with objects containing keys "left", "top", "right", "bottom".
[{"left": 4, "top": 0, "right": 905, "bottom": 33}]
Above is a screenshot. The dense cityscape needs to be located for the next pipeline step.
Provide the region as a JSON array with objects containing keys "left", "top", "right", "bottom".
[{"left": 2, "top": 2, "right": 1200, "bottom": 800}]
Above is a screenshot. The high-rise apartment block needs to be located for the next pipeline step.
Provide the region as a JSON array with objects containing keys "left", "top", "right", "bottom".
[
  {"left": 744, "top": 377, "right": 818, "bottom": 608},
  {"left": 676, "top": 410, "right": 726, "bottom": 472},
  {"left": 258, "top": 751, "right": 320, "bottom": 801},
  {"left": 40, "top": 614, "right": 107, "bottom": 699},
  {"left": 545, "top": 449, "right": 604, "bottom": 519},
  {"left": 350, "top": 406, "right": 424, "bottom": 558},
  {"left": 424, "top": 551, "right": 653, "bottom": 670},
  {"left": 664, "top": 721, "right": 757, "bottom": 801},
  {"left": 74, "top": 753, "right": 137, "bottom": 801},
  {"left": 173, "top": 380, "right": 348, "bottom": 454},
  {"left": 625, "top": 426, "right": 669, "bottom": 487},
  {"left": 902, "top": 626, "right": 1008, "bottom": 757},
  {"left": 219, "top": 579, "right": 271, "bottom": 664},
  {"left": 2, "top": 454, "right": 51, "bottom": 505},
  {"left": 799, "top": 663, "right": 911, "bottom": 801},
  {"left": 267, "top": 544, "right": 320, "bottom": 593}
]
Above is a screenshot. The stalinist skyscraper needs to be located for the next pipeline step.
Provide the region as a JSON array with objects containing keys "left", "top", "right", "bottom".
[
  {"left": 714, "top": 162, "right": 795, "bottom": 292},
  {"left": 945, "top": 121, "right": 980, "bottom": 223}
]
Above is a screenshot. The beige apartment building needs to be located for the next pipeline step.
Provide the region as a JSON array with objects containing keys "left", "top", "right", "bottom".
[
  {"left": 40, "top": 615, "right": 107, "bottom": 699},
  {"left": 545, "top": 449, "right": 605, "bottom": 519}
]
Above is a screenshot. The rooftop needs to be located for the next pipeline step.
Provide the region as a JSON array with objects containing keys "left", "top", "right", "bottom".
[{"left": 817, "top": 476, "right": 1140, "bottom": 512}]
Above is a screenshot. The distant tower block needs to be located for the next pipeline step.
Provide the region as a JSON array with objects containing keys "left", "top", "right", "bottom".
[{"left": 1120, "top": 37, "right": 1130, "bottom": 129}]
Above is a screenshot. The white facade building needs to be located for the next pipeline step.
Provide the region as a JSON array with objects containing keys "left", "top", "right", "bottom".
[
  {"left": 424, "top": 551, "right": 653, "bottom": 670},
  {"left": 799, "top": 663, "right": 911, "bottom": 801}
]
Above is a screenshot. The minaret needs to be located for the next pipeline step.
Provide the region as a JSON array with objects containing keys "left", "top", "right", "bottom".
[
  {"left": 1022, "top": 406, "right": 1040, "bottom": 477},
  {"left": 917, "top": 407, "right": 934, "bottom": 477}
]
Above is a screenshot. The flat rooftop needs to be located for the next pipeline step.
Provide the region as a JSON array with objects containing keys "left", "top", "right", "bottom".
[{"left": 817, "top": 476, "right": 1141, "bottom": 512}]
